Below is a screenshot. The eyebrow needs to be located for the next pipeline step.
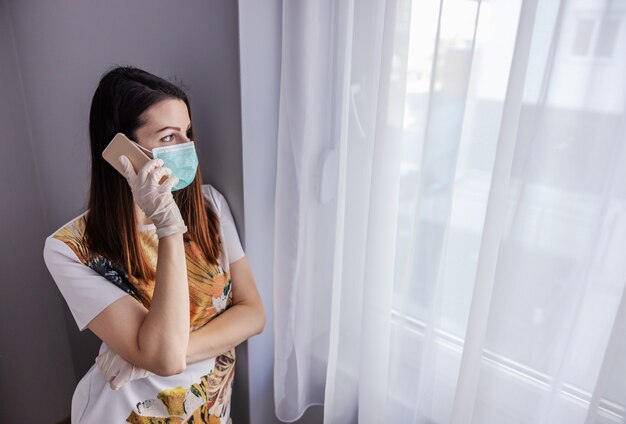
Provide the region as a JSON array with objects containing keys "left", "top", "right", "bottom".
[{"left": 155, "top": 123, "right": 192, "bottom": 134}]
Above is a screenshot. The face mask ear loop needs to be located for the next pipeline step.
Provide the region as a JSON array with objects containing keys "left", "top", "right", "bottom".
[{"left": 136, "top": 143, "right": 154, "bottom": 159}]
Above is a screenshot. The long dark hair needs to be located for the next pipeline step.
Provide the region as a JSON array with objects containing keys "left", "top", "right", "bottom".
[{"left": 84, "top": 65, "right": 221, "bottom": 281}]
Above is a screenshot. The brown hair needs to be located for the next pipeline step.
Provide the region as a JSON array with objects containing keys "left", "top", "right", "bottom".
[{"left": 84, "top": 65, "right": 221, "bottom": 281}]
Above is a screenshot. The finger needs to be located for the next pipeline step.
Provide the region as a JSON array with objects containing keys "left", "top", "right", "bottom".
[
  {"left": 129, "top": 365, "right": 144, "bottom": 380},
  {"left": 96, "top": 353, "right": 113, "bottom": 371},
  {"left": 125, "top": 365, "right": 151, "bottom": 383},
  {"left": 118, "top": 155, "right": 136, "bottom": 181},
  {"left": 111, "top": 373, "right": 126, "bottom": 390},
  {"left": 149, "top": 165, "right": 171, "bottom": 183},
  {"left": 138, "top": 158, "right": 165, "bottom": 184},
  {"left": 160, "top": 174, "right": 179, "bottom": 192},
  {"left": 95, "top": 354, "right": 106, "bottom": 369}
]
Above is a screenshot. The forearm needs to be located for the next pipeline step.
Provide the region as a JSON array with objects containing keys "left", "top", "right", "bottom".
[
  {"left": 186, "top": 302, "right": 264, "bottom": 365},
  {"left": 138, "top": 232, "right": 190, "bottom": 372}
]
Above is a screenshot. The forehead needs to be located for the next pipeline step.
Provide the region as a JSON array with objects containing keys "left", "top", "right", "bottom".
[{"left": 141, "top": 99, "right": 190, "bottom": 126}]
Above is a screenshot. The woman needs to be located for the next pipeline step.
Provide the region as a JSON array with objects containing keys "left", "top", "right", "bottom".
[{"left": 43, "top": 65, "right": 265, "bottom": 423}]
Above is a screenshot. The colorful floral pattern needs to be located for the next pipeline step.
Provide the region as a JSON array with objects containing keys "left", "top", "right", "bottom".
[
  {"left": 126, "top": 349, "right": 236, "bottom": 423},
  {"left": 52, "top": 213, "right": 235, "bottom": 423}
]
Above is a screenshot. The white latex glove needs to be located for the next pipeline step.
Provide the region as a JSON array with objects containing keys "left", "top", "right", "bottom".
[
  {"left": 95, "top": 347, "right": 154, "bottom": 390},
  {"left": 118, "top": 155, "right": 188, "bottom": 239}
]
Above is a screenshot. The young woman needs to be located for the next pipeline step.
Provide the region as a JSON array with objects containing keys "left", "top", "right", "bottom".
[{"left": 43, "top": 65, "right": 265, "bottom": 423}]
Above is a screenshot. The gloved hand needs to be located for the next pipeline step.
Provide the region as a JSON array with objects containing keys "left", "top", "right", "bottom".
[
  {"left": 118, "top": 155, "right": 188, "bottom": 239},
  {"left": 95, "top": 347, "right": 154, "bottom": 390}
]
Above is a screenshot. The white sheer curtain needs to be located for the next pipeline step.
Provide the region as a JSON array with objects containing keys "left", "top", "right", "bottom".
[{"left": 273, "top": 0, "right": 626, "bottom": 423}]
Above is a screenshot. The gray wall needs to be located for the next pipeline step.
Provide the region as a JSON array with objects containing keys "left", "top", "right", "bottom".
[
  {"left": 0, "top": 0, "right": 76, "bottom": 420},
  {"left": 0, "top": 0, "right": 247, "bottom": 422}
]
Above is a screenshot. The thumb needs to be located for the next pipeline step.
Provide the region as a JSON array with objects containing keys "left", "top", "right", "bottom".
[{"left": 118, "top": 155, "right": 135, "bottom": 180}]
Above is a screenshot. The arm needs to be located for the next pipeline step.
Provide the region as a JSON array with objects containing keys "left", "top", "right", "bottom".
[
  {"left": 94, "top": 254, "right": 263, "bottom": 389},
  {"left": 88, "top": 157, "right": 190, "bottom": 376},
  {"left": 88, "top": 231, "right": 189, "bottom": 376},
  {"left": 186, "top": 255, "right": 266, "bottom": 364},
  {"left": 138, "top": 231, "right": 189, "bottom": 370}
]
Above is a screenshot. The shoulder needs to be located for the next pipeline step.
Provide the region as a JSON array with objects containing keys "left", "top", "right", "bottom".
[
  {"left": 46, "top": 210, "right": 89, "bottom": 241},
  {"left": 43, "top": 210, "right": 89, "bottom": 263},
  {"left": 201, "top": 183, "right": 226, "bottom": 215}
]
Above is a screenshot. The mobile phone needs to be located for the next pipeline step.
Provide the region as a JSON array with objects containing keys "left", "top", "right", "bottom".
[{"left": 102, "top": 133, "right": 168, "bottom": 184}]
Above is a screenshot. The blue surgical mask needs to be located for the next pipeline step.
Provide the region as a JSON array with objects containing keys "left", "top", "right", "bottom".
[{"left": 138, "top": 141, "right": 199, "bottom": 191}]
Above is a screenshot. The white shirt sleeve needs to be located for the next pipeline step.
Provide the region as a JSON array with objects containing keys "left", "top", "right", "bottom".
[
  {"left": 203, "top": 184, "right": 246, "bottom": 265},
  {"left": 43, "top": 236, "right": 131, "bottom": 332}
]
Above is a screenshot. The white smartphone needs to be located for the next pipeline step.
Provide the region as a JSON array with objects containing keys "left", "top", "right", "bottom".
[{"left": 102, "top": 133, "right": 167, "bottom": 184}]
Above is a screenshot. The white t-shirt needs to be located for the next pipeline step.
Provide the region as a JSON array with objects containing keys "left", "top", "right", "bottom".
[{"left": 43, "top": 184, "right": 245, "bottom": 424}]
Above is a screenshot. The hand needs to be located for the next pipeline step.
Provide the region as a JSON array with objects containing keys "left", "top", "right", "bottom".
[
  {"left": 118, "top": 155, "right": 188, "bottom": 238},
  {"left": 95, "top": 347, "right": 154, "bottom": 390}
]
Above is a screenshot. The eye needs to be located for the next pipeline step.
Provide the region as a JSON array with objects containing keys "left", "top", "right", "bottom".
[
  {"left": 161, "top": 134, "right": 175, "bottom": 143},
  {"left": 186, "top": 127, "right": 193, "bottom": 139}
]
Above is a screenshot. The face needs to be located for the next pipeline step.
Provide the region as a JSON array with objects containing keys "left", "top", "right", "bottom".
[{"left": 133, "top": 98, "right": 192, "bottom": 155}]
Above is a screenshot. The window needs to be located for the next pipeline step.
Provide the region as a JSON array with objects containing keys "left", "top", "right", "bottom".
[{"left": 572, "top": 13, "right": 622, "bottom": 59}]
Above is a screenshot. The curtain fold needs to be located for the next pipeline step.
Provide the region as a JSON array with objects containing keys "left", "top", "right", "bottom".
[
  {"left": 273, "top": 0, "right": 626, "bottom": 423},
  {"left": 451, "top": 0, "right": 537, "bottom": 420}
]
